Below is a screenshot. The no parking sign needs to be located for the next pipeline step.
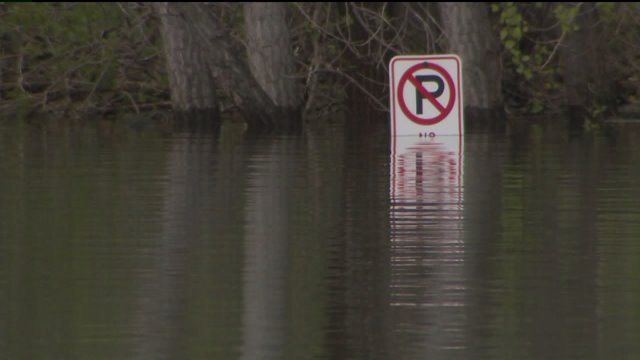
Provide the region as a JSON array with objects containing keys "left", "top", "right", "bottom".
[{"left": 390, "top": 55, "right": 463, "bottom": 137}]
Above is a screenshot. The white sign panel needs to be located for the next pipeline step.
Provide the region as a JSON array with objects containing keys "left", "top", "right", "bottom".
[{"left": 389, "top": 55, "right": 463, "bottom": 137}]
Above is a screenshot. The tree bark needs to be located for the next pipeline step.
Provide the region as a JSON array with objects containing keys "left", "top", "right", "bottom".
[
  {"left": 153, "top": 3, "right": 219, "bottom": 114},
  {"left": 389, "top": 2, "right": 442, "bottom": 54},
  {"left": 154, "top": 3, "right": 288, "bottom": 130},
  {"left": 438, "top": 2, "right": 504, "bottom": 120},
  {"left": 244, "top": 3, "right": 301, "bottom": 116},
  {"left": 561, "top": 3, "right": 614, "bottom": 115}
]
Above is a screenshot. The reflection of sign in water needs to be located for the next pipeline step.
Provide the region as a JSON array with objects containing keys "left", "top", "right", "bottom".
[
  {"left": 388, "top": 135, "right": 465, "bottom": 354},
  {"left": 389, "top": 55, "right": 463, "bottom": 137},
  {"left": 391, "top": 136, "right": 463, "bottom": 207}
]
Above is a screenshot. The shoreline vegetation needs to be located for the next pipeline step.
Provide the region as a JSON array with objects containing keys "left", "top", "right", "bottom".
[{"left": 0, "top": 3, "right": 639, "bottom": 131}]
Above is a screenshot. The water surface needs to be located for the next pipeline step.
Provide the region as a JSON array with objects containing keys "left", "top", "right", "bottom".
[{"left": 1, "top": 120, "right": 640, "bottom": 359}]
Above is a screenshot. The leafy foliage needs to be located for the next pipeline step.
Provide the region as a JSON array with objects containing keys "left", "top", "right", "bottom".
[
  {"left": 0, "top": 3, "right": 169, "bottom": 119},
  {"left": 2, "top": 2, "right": 640, "bottom": 124},
  {"left": 492, "top": 2, "right": 640, "bottom": 118}
]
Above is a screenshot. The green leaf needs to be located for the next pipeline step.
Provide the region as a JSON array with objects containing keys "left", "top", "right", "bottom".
[
  {"left": 530, "top": 101, "right": 544, "bottom": 114},
  {"left": 512, "top": 26, "right": 522, "bottom": 39},
  {"left": 505, "top": 39, "right": 516, "bottom": 49},
  {"left": 500, "top": 28, "right": 509, "bottom": 40},
  {"left": 524, "top": 68, "right": 533, "bottom": 80}
]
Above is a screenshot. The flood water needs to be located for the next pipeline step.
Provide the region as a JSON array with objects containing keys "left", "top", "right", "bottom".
[{"left": 1, "top": 118, "right": 640, "bottom": 359}]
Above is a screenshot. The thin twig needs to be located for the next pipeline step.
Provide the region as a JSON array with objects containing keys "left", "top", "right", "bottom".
[
  {"left": 540, "top": 30, "right": 567, "bottom": 70},
  {"left": 123, "top": 90, "right": 140, "bottom": 113}
]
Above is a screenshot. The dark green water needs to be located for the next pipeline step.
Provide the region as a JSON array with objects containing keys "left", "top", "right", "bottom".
[{"left": 1, "top": 119, "right": 640, "bottom": 360}]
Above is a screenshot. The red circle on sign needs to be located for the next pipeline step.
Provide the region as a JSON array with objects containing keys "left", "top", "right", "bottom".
[{"left": 397, "top": 62, "right": 456, "bottom": 126}]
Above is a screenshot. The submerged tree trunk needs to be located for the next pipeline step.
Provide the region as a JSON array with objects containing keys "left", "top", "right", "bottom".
[
  {"left": 244, "top": 2, "right": 301, "bottom": 123},
  {"left": 153, "top": 3, "right": 219, "bottom": 114},
  {"left": 438, "top": 2, "right": 504, "bottom": 124},
  {"left": 561, "top": 3, "right": 614, "bottom": 119},
  {"left": 154, "top": 3, "right": 293, "bottom": 130}
]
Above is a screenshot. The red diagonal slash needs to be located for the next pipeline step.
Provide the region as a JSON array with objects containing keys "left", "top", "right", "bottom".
[
  {"left": 394, "top": 58, "right": 457, "bottom": 126},
  {"left": 408, "top": 75, "right": 446, "bottom": 114}
]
